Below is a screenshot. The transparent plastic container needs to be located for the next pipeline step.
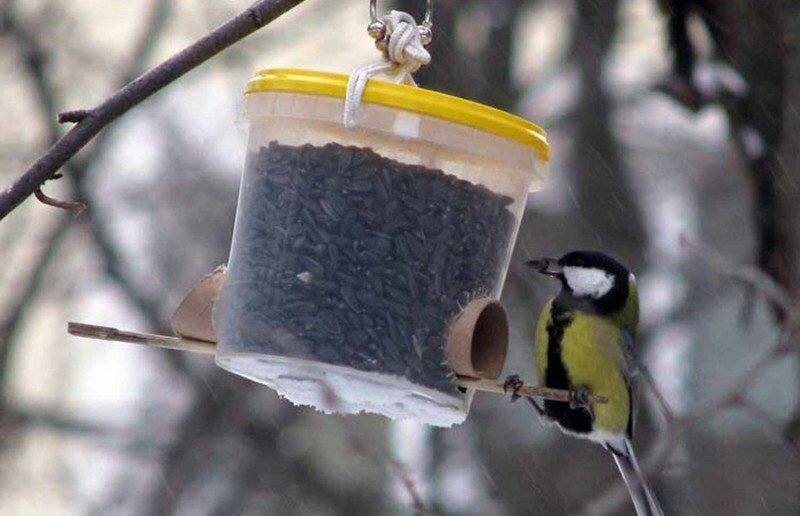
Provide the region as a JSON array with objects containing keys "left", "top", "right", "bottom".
[{"left": 215, "top": 69, "right": 549, "bottom": 426}]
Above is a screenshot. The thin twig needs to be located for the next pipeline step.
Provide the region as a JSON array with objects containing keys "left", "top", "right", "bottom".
[
  {"left": 34, "top": 188, "right": 86, "bottom": 216},
  {"left": 0, "top": 0, "right": 306, "bottom": 219},
  {"left": 57, "top": 109, "right": 91, "bottom": 124}
]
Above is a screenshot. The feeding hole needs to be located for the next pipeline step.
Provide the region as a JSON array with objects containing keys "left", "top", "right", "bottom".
[
  {"left": 470, "top": 301, "right": 508, "bottom": 378},
  {"left": 447, "top": 298, "right": 508, "bottom": 380}
]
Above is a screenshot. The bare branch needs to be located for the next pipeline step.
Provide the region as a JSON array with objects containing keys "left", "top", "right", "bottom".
[
  {"left": 0, "top": 0, "right": 306, "bottom": 219},
  {"left": 34, "top": 187, "right": 86, "bottom": 216}
]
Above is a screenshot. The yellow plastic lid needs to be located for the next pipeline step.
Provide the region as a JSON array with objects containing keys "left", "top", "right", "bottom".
[{"left": 246, "top": 68, "right": 549, "bottom": 161}]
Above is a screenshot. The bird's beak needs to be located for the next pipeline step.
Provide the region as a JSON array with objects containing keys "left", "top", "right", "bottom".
[{"left": 525, "top": 257, "right": 563, "bottom": 276}]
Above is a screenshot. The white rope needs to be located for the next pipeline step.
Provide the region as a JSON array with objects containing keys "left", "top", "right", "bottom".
[{"left": 344, "top": 10, "right": 431, "bottom": 128}]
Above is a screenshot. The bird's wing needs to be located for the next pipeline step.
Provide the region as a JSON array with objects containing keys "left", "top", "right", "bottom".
[
  {"left": 534, "top": 298, "right": 553, "bottom": 385},
  {"left": 619, "top": 329, "right": 639, "bottom": 439}
]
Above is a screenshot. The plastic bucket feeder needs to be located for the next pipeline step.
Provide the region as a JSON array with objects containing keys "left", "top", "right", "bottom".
[{"left": 215, "top": 69, "right": 549, "bottom": 426}]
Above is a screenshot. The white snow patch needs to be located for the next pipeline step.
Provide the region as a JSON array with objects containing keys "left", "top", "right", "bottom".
[
  {"left": 215, "top": 353, "right": 469, "bottom": 427},
  {"left": 563, "top": 266, "right": 615, "bottom": 299}
]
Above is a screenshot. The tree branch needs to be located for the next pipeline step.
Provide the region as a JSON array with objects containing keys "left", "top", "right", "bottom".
[{"left": 0, "top": 0, "right": 306, "bottom": 220}]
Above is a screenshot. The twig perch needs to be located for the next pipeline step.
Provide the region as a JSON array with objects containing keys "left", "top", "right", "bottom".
[
  {"left": 68, "top": 322, "right": 215, "bottom": 355},
  {"left": 67, "top": 322, "right": 604, "bottom": 405},
  {"left": 0, "top": 0, "right": 306, "bottom": 220},
  {"left": 456, "top": 377, "right": 608, "bottom": 405}
]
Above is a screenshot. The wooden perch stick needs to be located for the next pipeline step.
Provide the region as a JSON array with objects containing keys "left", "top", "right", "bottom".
[
  {"left": 67, "top": 322, "right": 606, "bottom": 404},
  {"left": 68, "top": 322, "right": 215, "bottom": 355},
  {"left": 456, "top": 377, "right": 608, "bottom": 405}
]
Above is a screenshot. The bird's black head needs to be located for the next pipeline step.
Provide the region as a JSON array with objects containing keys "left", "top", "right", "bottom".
[{"left": 526, "top": 250, "right": 633, "bottom": 314}]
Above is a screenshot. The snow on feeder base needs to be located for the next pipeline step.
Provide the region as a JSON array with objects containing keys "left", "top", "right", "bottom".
[{"left": 215, "top": 69, "right": 549, "bottom": 427}]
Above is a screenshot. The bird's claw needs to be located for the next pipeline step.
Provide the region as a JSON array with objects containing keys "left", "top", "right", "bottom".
[
  {"left": 569, "top": 386, "right": 591, "bottom": 410},
  {"left": 503, "top": 374, "right": 525, "bottom": 403}
]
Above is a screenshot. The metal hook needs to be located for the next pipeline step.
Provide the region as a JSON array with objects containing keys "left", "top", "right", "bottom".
[{"left": 368, "top": 0, "right": 433, "bottom": 45}]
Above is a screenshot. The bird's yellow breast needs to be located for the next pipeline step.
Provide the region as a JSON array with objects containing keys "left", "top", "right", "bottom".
[{"left": 535, "top": 301, "right": 631, "bottom": 435}]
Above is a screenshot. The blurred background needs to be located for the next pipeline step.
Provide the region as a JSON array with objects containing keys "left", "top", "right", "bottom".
[{"left": 1, "top": 0, "right": 799, "bottom": 514}]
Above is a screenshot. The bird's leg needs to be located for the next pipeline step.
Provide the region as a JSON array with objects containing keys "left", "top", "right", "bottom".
[
  {"left": 504, "top": 374, "right": 545, "bottom": 416},
  {"left": 569, "top": 386, "right": 592, "bottom": 410},
  {"left": 503, "top": 374, "right": 525, "bottom": 402}
]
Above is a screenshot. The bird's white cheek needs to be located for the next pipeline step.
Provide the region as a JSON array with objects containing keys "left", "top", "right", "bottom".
[{"left": 563, "top": 267, "right": 614, "bottom": 298}]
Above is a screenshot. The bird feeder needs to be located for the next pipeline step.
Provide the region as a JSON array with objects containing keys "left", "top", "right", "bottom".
[{"left": 213, "top": 69, "right": 550, "bottom": 426}]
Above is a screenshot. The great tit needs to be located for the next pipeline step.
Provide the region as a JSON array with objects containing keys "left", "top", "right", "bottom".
[{"left": 506, "top": 250, "right": 663, "bottom": 516}]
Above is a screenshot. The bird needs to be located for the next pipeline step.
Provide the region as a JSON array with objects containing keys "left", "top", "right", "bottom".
[{"left": 504, "top": 250, "right": 663, "bottom": 516}]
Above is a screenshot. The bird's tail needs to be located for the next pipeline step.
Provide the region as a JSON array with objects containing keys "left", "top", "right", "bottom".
[{"left": 611, "top": 439, "right": 663, "bottom": 516}]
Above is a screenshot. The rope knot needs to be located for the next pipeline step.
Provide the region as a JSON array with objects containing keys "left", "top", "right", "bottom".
[
  {"left": 344, "top": 10, "right": 431, "bottom": 128},
  {"left": 378, "top": 11, "right": 431, "bottom": 71}
]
